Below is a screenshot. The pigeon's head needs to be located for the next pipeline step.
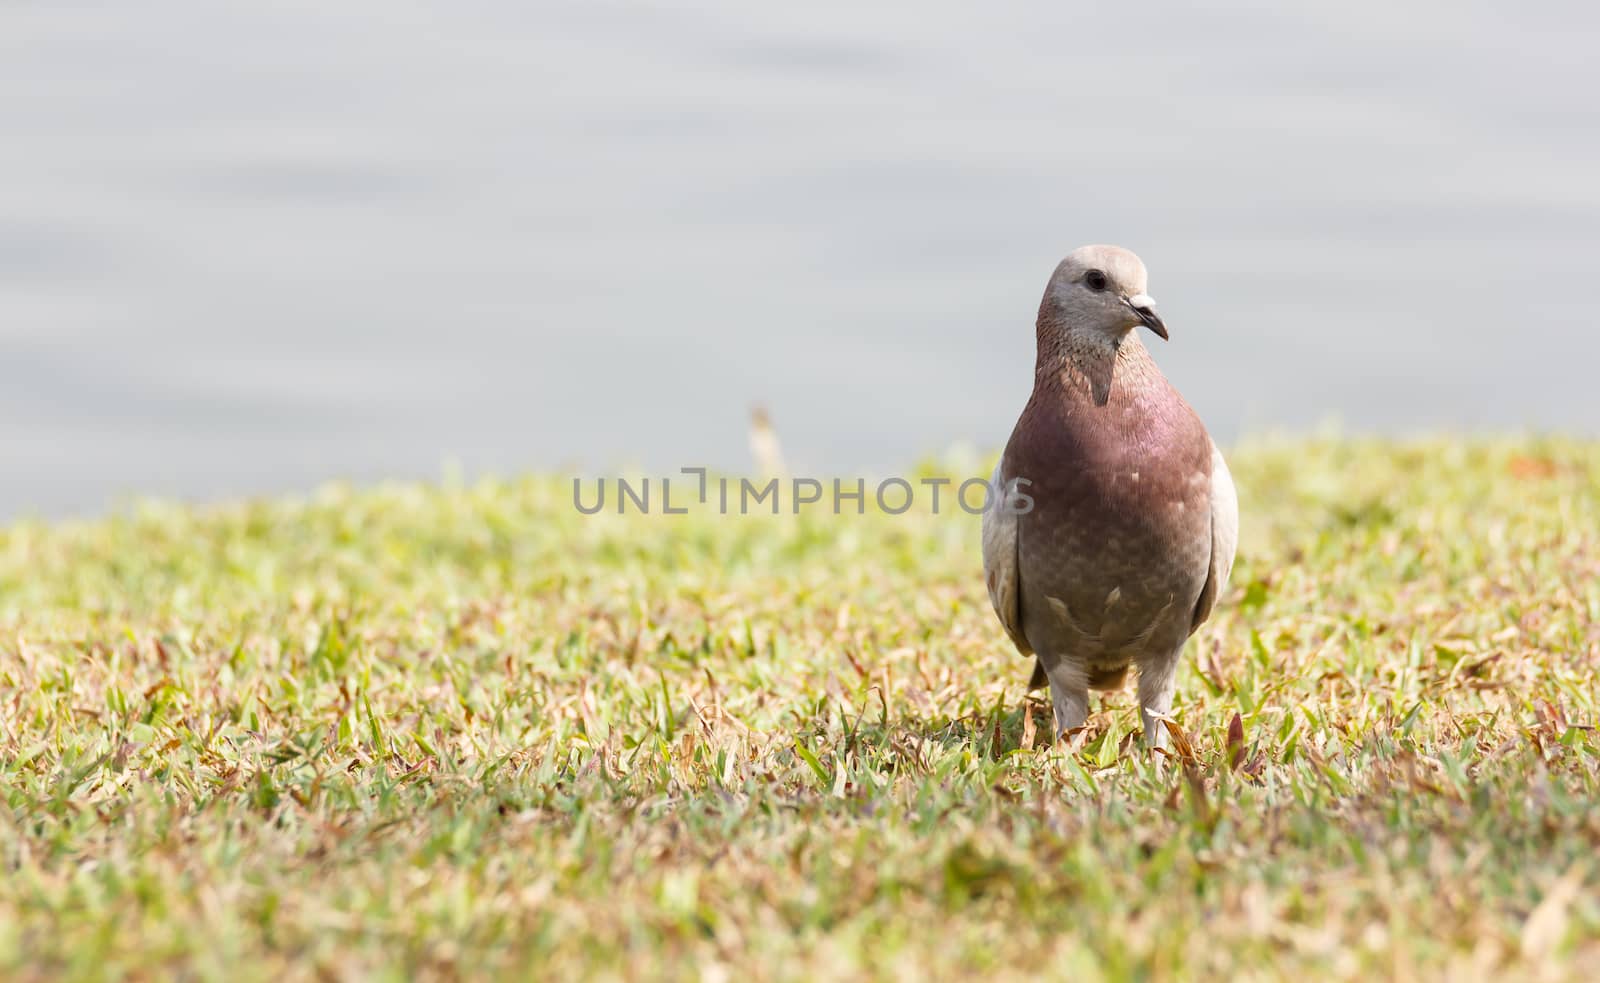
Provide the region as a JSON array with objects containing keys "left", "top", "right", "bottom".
[{"left": 1040, "top": 244, "right": 1167, "bottom": 342}]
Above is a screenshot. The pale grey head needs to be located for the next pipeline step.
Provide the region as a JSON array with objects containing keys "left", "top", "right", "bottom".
[{"left": 1039, "top": 244, "right": 1167, "bottom": 343}]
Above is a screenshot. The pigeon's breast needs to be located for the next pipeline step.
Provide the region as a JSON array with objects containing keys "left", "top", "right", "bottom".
[{"left": 1006, "top": 392, "right": 1214, "bottom": 659}]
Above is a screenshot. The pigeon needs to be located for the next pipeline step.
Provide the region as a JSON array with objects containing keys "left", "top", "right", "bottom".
[{"left": 982, "top": 245, "right": 1237, "bottom": 749}]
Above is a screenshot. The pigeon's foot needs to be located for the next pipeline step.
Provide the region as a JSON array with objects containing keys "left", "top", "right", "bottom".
[
  {"left": 1040, "top": 660, "right": 1090, "bottom": 743},
  {"left": 1137, "top": 656, "right": 1180, "bottom": 750}
]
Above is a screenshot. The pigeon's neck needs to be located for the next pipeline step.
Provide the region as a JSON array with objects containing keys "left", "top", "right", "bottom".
[{"left": 1034, "top": 322, "right": 1158, "bottom": 407}]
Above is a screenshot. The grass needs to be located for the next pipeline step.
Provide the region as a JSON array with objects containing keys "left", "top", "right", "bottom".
[{"left": 1, "top": 437, "right": 1598, "bottom": 981}]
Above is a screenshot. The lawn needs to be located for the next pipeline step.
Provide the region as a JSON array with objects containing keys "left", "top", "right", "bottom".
[{"left": 1, "top": 438, "right": 1597, "bottom": 980}]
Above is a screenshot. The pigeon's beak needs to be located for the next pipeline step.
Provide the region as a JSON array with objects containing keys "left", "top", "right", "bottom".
[{"left": 1126, "top": 294, "right": 1167, "bottom": 340}]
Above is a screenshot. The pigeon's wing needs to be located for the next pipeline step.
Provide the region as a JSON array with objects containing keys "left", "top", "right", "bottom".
[
  {"left": 1190, "top": 442, "right": 1239, "bottom": 633},
  {"left": 981, "top": 461, "right": 1033, "bottom": 657}
]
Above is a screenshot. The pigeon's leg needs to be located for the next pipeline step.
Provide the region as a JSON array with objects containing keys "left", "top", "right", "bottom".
[
  {"left": 1042, "top": 660, "right": 1090, "bottom": 742},
  {"left": 1137, "top": 655, "right": 1180, "bottom": 751}
]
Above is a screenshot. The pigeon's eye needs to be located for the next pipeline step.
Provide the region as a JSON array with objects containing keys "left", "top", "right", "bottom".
[{"left": 1084, "top": 270, "right": 1108, "bottom": 292}]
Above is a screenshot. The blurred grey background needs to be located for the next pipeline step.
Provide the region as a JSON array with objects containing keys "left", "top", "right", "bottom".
[{"left": 2, "top": 1, "right": 1597, "bottom": 518}]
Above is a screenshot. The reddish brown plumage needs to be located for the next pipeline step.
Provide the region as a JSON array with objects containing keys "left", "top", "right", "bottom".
[{"left": 1002, "top": 335, "right": 1214, "bottom": 672}]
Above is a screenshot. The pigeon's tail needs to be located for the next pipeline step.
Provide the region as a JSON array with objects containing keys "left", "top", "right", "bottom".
[
  {"left": 1026, "top": 660, "right": 1130, "bottom": 692},
  {"left": 1088, "top": 666, "right": 1130, "bottom": 691},
  {"left": 1027, "top": 659, "right": 1048, "bottom": 691}
]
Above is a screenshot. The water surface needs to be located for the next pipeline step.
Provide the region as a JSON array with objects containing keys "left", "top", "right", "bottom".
[{"left": 2, "top": 1, "right": 1597, "bottom": 517}]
